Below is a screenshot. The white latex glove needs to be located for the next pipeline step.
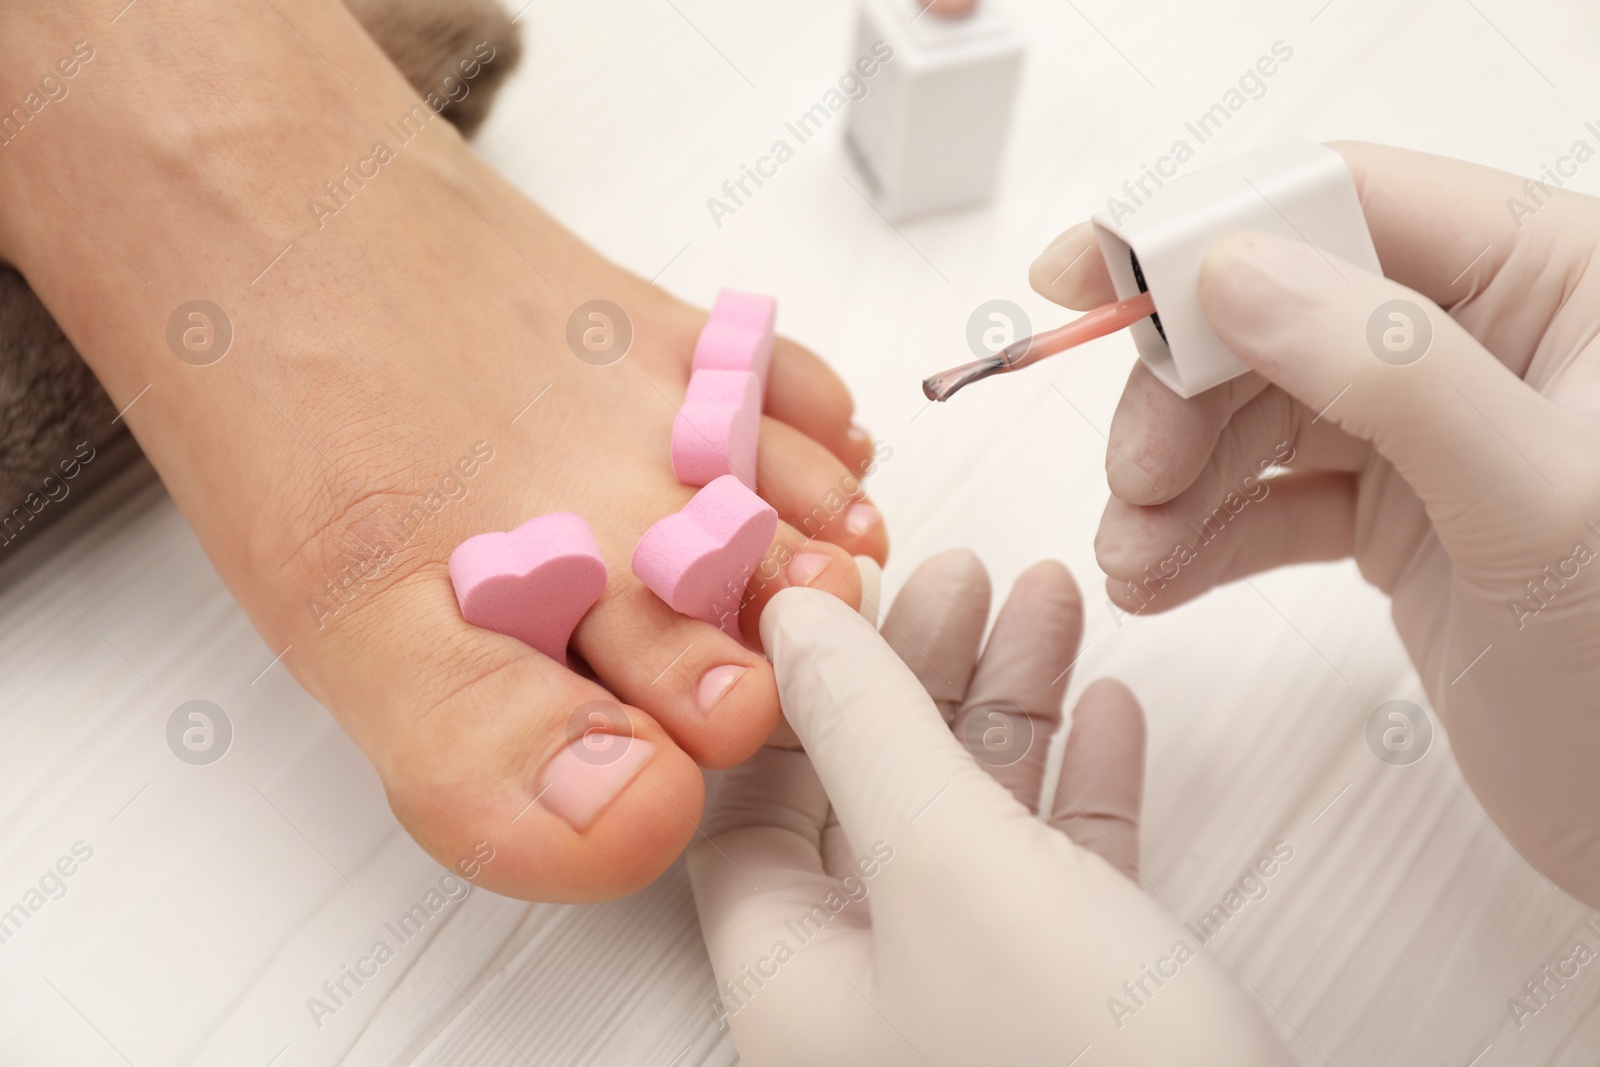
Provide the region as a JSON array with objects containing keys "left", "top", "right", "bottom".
[
  {"left": 689, "top": 551, "right": 1292, "bottom": 1067},
  {"left": 1031, "top": 141, "right": 1600, "bottom": 908}
]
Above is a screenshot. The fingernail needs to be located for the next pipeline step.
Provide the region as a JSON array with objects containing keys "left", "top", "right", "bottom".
[
  {"left": 847, "top": 423, "right": 872, "bottom": 445},
  {"left": 786, "top": 552, "right": 831, "bottom": 586},
  {"left": 538, "top": 737, "right": 655, "bottom": 832},
  {"left": 844, "top": 503, "right": 880, "bottom": 536},
  {"left": 696, "top": 664, "right": 747, "bottom": 713}
]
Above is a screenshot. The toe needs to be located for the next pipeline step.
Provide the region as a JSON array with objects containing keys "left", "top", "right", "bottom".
[
  {"left": 572, "top": 564, "right": 780, "bottom": 770},
  {"left": 757, "top": 416, "right": 889, "bottom": 564},
  {"left": 316, "top": 574, "right": 704, "bottom": 903},
  {"left": 765, "top": 336, "right": 869, "bottom": 469},
  {"left": 734, "top": 522, "right": 863, "bottom": 646}
]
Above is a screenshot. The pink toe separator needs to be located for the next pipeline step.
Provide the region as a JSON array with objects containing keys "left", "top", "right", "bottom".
[
  {"left": 631, "top": 475, "right": 778, "bottom": 634},
  {"left": 674, "top": 289, "right": 776, "bottom": 489},
  {"left": 448, "top": 512, "right": 608, "bottom": 665},
  {"left": 671, "top": 369, "right": 761, "bottom": 488},
  {"left": 693, "top": 289, "right": 776, "bottom": 392}
]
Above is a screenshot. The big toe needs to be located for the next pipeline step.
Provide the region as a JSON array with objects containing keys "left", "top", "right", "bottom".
[{"left": 320, "top": 575, "right": 704, "bottom": 902}]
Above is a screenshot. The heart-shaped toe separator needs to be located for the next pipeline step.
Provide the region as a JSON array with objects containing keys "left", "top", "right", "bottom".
[
  {"left": 632, "top": 475, "right": 778, "bottom": 633},
  {"left": 671, "top": 369, "right": 761, "bottom": 488},
  {"left": 448, "top": 512, "right": 607, "bottom": 665},
  {"left": 693, "top": 289, "right": 776, "bottom": 394}
]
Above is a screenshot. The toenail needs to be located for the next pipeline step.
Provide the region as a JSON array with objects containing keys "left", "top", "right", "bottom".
[
  {"left": 844, "top": 503, "right": 880, "bottom": 536},
  {"left": 696, "top": 664, "right": 747, "bottom": 713},
  {"left": 537, "top": 737, "right": 655, "bottom": 832},
  {"left": 787, "top": 552, "right": 831, "bottom": 586}
]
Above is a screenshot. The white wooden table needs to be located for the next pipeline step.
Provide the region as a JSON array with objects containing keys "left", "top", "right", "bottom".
[{"left": 3, "top": 0, "right": 1599, "bottom": 1063}]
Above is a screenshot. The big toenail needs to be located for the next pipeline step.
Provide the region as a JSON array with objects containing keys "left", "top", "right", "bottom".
[
  {"left": 537, "top": 737, "right": 655, "bottom": 832},
  {"left": 786, "top": 552, "right": 831, "bottom": 586},
  {"left": 696, "top": 664, "right": 747, "bottom": 713}
]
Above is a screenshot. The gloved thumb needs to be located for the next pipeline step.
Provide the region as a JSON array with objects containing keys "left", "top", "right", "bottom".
[
  {"left": 1198, "top": 231, "right": 1578, "bottom": 564},
  {"left": 759, "top": 588, "right": 1014, "bottom": 888}
]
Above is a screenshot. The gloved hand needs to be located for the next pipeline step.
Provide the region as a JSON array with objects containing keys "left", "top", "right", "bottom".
[
  {"left": 1030, "top": 141, "right": 1600, "bottom": 907},
  {"left": 689, "top": 551, "right": 1293, "bottom": 1066}
]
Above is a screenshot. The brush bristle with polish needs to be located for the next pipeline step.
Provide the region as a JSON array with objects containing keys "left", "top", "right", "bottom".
[{"left": 923, "top": 355, "right": 1005, "bottom": 402}]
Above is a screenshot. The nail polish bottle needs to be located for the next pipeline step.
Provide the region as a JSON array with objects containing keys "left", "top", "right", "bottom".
[
  {"left": 1091, "top": 140, "right": 1380, "bottom": 398},
  {"left": 844, "top": 0, "right": 1025, "bottom": 222}
]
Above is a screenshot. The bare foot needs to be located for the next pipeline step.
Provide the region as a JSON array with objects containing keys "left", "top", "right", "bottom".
[{"left": 0, "top": 0, "right": 887, "bottom": 900}]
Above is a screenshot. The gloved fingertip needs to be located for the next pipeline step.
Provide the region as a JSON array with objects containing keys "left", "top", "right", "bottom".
[
  {"left": 758, "top": 585, "right": 855, "bottom": 657},
  {"left": 1198, "top": 231, "right": 1348, "bottom": 365},
  {"left": 1029, "top": 223, "right": 1113, "bottom": 308},
  {"left": 908, "top": 547, "right": 989, "bottom": 595},
  {"left": 1199, "top": 231, "right": 1332, "bottom": 308}
]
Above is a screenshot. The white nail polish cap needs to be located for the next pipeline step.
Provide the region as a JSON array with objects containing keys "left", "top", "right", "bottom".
[{"left": 1090, "top": 139, "right": 1380, "bottom": 399}]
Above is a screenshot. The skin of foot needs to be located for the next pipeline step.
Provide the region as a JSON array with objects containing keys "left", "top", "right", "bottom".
[{"left": 0, "top": 0, "right": 888, "bottom": 901}]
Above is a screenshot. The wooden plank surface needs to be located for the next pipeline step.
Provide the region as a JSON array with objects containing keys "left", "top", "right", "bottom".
[{"left": 2, "top": 1, "right": 1599, "bottom": 1064}]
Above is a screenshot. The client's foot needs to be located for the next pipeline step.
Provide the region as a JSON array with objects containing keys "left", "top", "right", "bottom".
[{"left": 0, "top": 0, "right": 887, "bottom": 900}]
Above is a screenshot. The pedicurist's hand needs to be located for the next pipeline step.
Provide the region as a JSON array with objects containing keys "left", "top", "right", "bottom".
[
  {"left": 689, "top": 551, "right": 1292, "bottom": 1066},
  {"left": 1031, "top": 141, "right": 1600, "bottom": 907}
]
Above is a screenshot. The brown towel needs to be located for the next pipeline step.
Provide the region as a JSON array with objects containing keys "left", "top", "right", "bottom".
[{"left": 0, "top": 0, "right": 523, "bottom": 554}]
